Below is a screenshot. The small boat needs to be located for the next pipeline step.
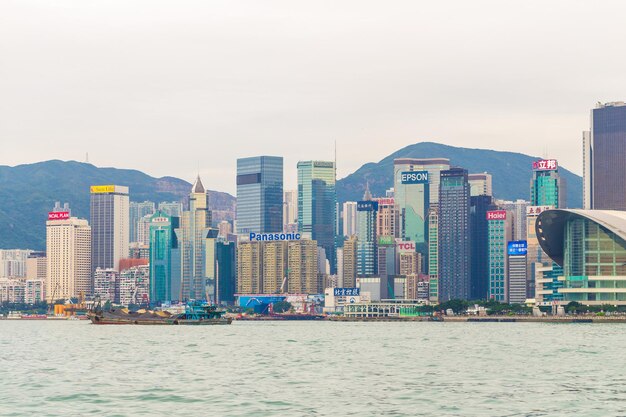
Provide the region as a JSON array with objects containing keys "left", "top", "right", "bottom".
[{"left": 88, "top": 301, "right": 232, "bottom": 325}]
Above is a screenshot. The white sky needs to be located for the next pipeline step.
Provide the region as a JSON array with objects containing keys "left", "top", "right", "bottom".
[{"left": 2, "top": 0, "right": 626, "bottom": 194}]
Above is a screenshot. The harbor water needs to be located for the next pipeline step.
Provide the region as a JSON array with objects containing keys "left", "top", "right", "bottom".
[{"left": 1, "top": 321, "right": 625, "bottom": 416}]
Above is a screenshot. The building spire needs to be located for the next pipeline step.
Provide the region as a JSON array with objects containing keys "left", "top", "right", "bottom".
[
  {"left": 192, "top": 175, "right": 205, "bottom": 194},
  {"left": 363, "top": 181, "right": 372, "bottom": 201}
]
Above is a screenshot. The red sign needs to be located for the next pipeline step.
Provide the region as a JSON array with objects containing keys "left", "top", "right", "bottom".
[
  {"left": 526, "top": 205, "right": 553, "bottom": 216},
  {"left": 375, "top": 198, "right": 395, "bottom": 206},
  {"left": 532, "top": 159, "right": 558, "bottom": 171},
  {"left": 397, "top": 241, "right": 416, "bottom": 253},
  {"left": 48, "top": 211, "right": 70, "bottom": 221},
  {"left": 486, "top": 210, "right": 507, "bottom": 221}
]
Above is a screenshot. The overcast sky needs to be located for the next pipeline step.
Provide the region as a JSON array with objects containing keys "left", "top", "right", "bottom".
[{"left": 2, "top": 0, "right": 626, "bottom": 194}]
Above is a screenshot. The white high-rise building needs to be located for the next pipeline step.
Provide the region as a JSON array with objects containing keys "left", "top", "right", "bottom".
[
  {"left": 46, "top": 216, "right": 91, "bottom": 302},
  {"left": 342, "top": 201, "right": 357, "bottom": 237},
  {"left": 90, "top": 185, "right": 129, "bottom": 274}
]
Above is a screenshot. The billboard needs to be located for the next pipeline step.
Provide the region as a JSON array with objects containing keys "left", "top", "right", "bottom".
[
  {"left": 400, "top": 171, "right": 429, "bottom": 184},
  {"left": 249, "top": 232, "right": 301, "bottom": 241},
  {"left": 374, "top": 198, "right": 395, "bottom": 206},
  {"left": 48, "top": 211, "right": 70, "bottom": 221},
  {"left": 532, "top": 159, "right": 558, "bottom": 171},
  {"left": 486, "top": 210, "right": 507, "bottom": 221},
  {"left": 507, "top": 240, "right": 528, "bottom": 256},
  {"left": 90, "top": 185, "right": 116, "bottom": 194},
  {"left": 526, "top": 205, "right": 554, "bottom": 216},
  {"left": 357, "top": 201, "right": 379, "bottom": 212},
  {"left": 378, "top": 235, "right": 395, "bottom": 246},
  {"left": 334, "top": 288, "right": 360, "bottom": 297},
  {"left": 397, "top": 241, "right": 416, "bottom": 253}
]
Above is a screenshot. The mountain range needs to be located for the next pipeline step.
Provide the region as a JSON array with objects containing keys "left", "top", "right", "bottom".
[{"left": 0, "top": 142, "right": 581, "bottom": 250}]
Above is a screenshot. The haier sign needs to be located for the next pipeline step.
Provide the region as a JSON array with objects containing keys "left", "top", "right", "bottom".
[
  {"left": 400, "top": 171, "right": 429, "bottom": 184},
  {"left": 486, "top": 210, "right": 507, "bottom": 221}
]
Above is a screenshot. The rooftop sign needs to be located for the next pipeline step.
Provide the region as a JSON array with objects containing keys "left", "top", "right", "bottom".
[
  {"left": 90, "top": 185, "right": 116, "bottom": 194},
  {"left": 400, "top": 171, "right": 429, "bottom": 184},
  {"left": 486, "top": 210, "right": 507, "bottom": 221},
  {"left": 48, "top": 212, "right": 70, "bottom": 221},
  {"left": 532, "top": 159, "right": 558, "bottom": 171}
]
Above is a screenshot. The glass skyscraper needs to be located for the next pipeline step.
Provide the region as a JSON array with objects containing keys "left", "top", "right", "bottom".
[
  {"left": 470, "top": 195, "right": 495, "bottom": 299},
  {"left": 585, "top": 102, "right": 626, "bottom": 210},
  {"left": 356, "top": 196, "right": 378, "bottom": 277},
  {"left": 438, "top": 168, "right": 471, "bottom": 301},
  {"left": 149, "top": 211, "right": 180, "bottom": 304},
  {"left": 530, "top": 161, "right": 564, "bottom": 208},
  {"left": 297, "top": 160, "right": 337, "bottom": 273},
  {"left": 236, "top": 156, "right": 283, "bottom": 235}
]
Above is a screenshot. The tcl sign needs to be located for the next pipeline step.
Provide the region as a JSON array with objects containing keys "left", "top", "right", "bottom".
[
  {"left": 532, "top": 159, "right": 558, "bottom": 171},
  {"left": 397, "top": 241, "right": 416, "bottom": 253},
  {"left": 486, "top": 210, "right": 507, "bottom": 221},
  {"left": 48, "top": 212, "right": 70, "bottom": 221}
]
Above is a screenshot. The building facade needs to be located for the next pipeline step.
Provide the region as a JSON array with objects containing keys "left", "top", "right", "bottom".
[
  {"left": 90, "top": 185, "right": 129, "bottom": 275},
  {"left": 149, "top": 211, "right": 181, "bottom": 304}
]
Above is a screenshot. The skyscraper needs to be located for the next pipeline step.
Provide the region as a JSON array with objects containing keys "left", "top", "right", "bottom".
[
  {"left": 288, "top": 240, "right": 320, "bottom": 294},
  {"left": 283, "top": 190, "right": 298, "bottom": 230},
  {"left": 375, "top": 197, "right": 399, "bottom": 239},
  {"left": 584, "top": 102, "right": 626, "bottom": 210},
  {"left": 486, "top": 210, "right": 512, "bottom": 302},
  {"left": 356, "top": 189, "right": 378, "bottom": 277},
  {"left": 438, "top": 168, "right": 471, "bottom": 301},
  {"left": 427, "top": 206, "right": 439, "bottom": 302},
  {"left": 470, "top": 195, "right": 494, "bottom": 299},
  {"left": 237, "top": 241, "right": 263, "bottom": 294},
  {"left": 90, "top": 185, "right": 129, "bottom": 277},
  {"left": 215, "top": 240, "right": 236, "bottom": 304},
  {"left": 530, "top": 159, "right": 565, "bottom": 208},
  {"left": 46, "top": 213, "right": 91, "bottom": 302},
  {"left": 297, "top": 161, "right": 337, "bottom": 273},
  {"left": 342, "top": 202, "right": 358, "bottom": 237},
  {"left": 468, "top": 173, "right": 493, "bottom": 197},
  {"left": 394, "top": 159, "right": 449, "bottom": 254},
  {"left": 149, "top": 211, "right": 181, "bottom": 304},
  {"left": 341, "top": 236, "right": 358, "bottom": 288},
  {"left": 178, "top": 176, "right": 212, "bottom": 301},
  {"left": 236, "top": 156, "right": 283, "bottom": 235},
  {"left": 129, "top": 201, "right": 155, "bottom": 243}
]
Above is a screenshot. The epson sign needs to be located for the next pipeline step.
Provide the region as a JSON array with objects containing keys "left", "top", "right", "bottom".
[{"left": 401, "top": 171, "right": 429, "bottom": 184}]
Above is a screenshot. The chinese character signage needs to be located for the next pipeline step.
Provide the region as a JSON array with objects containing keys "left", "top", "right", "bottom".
[
  {"left": 507, "top": 240, "right": 528, "bottom": 256},
  {"left": 334, "top": 288, "right": 361, "bottom": 297},
  {"left": 357, "top": 201, "right": 379, "bottom": 212},
  {"left": 532, "top": 159, "right": 558, "bottom": 171},
  {"left": 526, "top": 205, "right": 554, "bottom": 216}
]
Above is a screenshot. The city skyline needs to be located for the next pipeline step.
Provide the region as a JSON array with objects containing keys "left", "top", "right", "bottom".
[{"left": 4, "top": 1, "right": 626, "bottom": 193}]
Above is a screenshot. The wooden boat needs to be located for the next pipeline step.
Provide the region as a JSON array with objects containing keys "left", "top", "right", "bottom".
[{"left": 88, "top": 301, "right": 232, "bottom": 325}]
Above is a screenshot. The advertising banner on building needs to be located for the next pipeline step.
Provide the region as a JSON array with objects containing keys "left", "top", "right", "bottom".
[
  {"left": 48, "top": 211, "right": 70, "bottom": 221},
  {"left": 374, "top": 198, "right": 395, "bottom": 206},
  {"left": 90, "top": 185, "right": 116, "bottom": 194},
  {"left": 400, "top": 171, "right": 429, "bottom": 184},
  {"left": 526, "top": 205, "right": 554, "bottom": 216},
  {"left": 532, "top": 159, "right": 558, "bottom": 171},
  {"left": 357, "top": 201, "right": 379, "bottom": 211},
  {"left": 486, "top": 210, "right": 507, "bottom": 221},
  {"left": 507, "top": 240, "right": 528, "bottom": 256},
  {"left": 378, "top": 235, "right": 395, "bottom": 246},
  {"left": 397, "top": 241, "right": 417, "bottom": 253},
  {"left": 333, "top": 288, "right": 360, "bottom": 297}
]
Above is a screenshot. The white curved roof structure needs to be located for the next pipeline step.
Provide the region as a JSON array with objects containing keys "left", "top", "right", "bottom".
[{"left": 535, "top": 209, "right": 626, "bottom": 266}]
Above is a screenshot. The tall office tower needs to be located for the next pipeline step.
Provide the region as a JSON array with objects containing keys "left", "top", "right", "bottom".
[
  {"left": 374, "top": 197, "right": 399, "bottom": 239},
  {"left": 356, "top": 190, "right": 378, "bottom": 277},
  {"left": 283, "top": 190, "right": 298, "bottom": 230},
  {"left": 297, "top": 161, "right": 337, "bottom": 273},
  {"left": 342, "top": 202, "right": 358, "bottom": 237},
  {"left": 470, "top": 195, "right": 495, "bottom": 299},
  {"left": 585, "top": 102, "right": 626, "bottom": 210},
  {"left": 342, "top": 236, "right": 358, "bottom": 287},
  {"left": 149, "top": 211, "right": 181, "bottom": 305},
  {"left": 236, "top": 156, "right": 283, "bottom": 235},
  {"left": 438, "top": 168, "right": 471, "bottom": 301},
  {"left": 262, "top": 241, "right": 288, "bottom": 293},
  {"left": 203, "top": 229, "right": 220, "bottom": 303},
  {"left": 507, "top": 241, "right": 528, "bottom": 304},
  {"left": 288, "top": 240, "right": 320, "bottom": 294},
  {"left": 215, "top": 240, "right": 236, "bottom": 304},
  {"left": 129, "top": 201, "right": 155, "bottom": 243},
  {"left": 237, "top": 241, "right": 263, "bottom": 294},
  {"left": 496, "top": 199, "right": 530, "bottom": 241},
  {"left": 158, "top": 201, "right": 183, "bottom": 218},
  {"left": 394, "top": 159, "right": 449, "bottom": 255},
  {"left": 487, "top": 210, "right": 513, "bottom": 302},
  {"left": 46, "top": 213, "right": 91, "bottom": 302},
  {"left": 178, "top": 177, "right": 212, "bottom": 301},
  {"left": 468, "top": 173, "right": 493, "bottom": 197},
  {"left": 427, "top": 206, "right": 439, "bottom": 302},
  {"left": 530, "top": 159, "right": 565, "bottom": 208},
  {"left": 90, "top": 185, "right": 130, "bottom": 275},
  {"left": 377, "top": 242, "right": 397, "bottom": 281}
]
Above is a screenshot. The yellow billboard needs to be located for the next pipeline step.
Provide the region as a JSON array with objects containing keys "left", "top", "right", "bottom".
[{"left": 90, "top": 185, "right": 116, "bottom": 194}]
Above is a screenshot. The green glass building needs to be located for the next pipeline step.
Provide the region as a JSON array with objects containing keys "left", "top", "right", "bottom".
[
  {"left": 149, "top": 211, "right": 181, "bottom": 304},
  {"left": 537, "top": 209, "right": 626, "bottom": 305},
  {"left": 297, "top": 161, "right": 337, "bottom": 273}
]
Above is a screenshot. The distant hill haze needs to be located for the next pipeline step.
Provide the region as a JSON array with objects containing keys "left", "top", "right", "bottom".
[
  {"left": 337, "top": 142, "right": 582, "bottom": 207},
  {"left": 0, "top": 160, "right": 235, "bottom": 250},
  {"left": 0, "top": 143, "right": 581, "bottom": 250}
]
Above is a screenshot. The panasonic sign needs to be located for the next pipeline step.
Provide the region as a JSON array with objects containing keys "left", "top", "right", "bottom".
[
  {"left": 249, "top": 232, "right": 301, "bottom": 242},
  {"left": 400, "top": 171, "right": 429, "bottom": 184}
]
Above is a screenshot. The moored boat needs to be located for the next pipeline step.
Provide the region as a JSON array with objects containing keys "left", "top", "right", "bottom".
[{"left": 88, "top": 301, "right": 232, "bottom": 325}]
